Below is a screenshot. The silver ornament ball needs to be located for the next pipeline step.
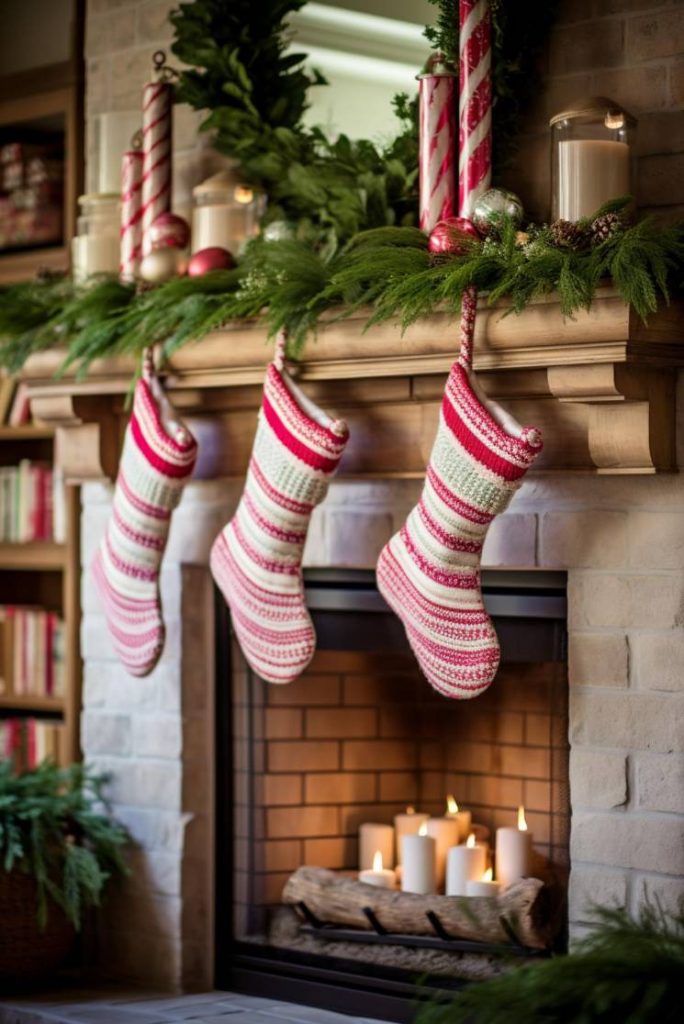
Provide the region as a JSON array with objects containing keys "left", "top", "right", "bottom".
[
  {"left": 139, "top": 247, "right": 188, "bottom": 284},
  {"left": 472, "top": 188, "right": 524, "bottom": 237},
  {"left": 262, "top": 219, "right": 296, "bottom": 243}
]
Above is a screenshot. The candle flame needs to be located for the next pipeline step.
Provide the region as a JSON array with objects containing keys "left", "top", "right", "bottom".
[
  {"left": 483, "top": 868, "right": 493, "bottom": 882},
  {"left": 418, "top": 822, "right": 428, "bottom": 837},
  {"left": 372, "top": 850, "right": 383, "bottom": 872},
  {"left": 446, "top": 794, "right": 459, "bottom": 814},
  {"left": 234, "top": 185, "right": 254, "bottom": 204},
  {"left": 517, "top": 805, "right": 528, "bottom": 831},
  {"left": 605, "top": 112, "right": 625, "bottom": 130},
  {"left": 466, "top": 833, "right": 476, "bottom": 848},
  {"left": 406, "top": 806, "right": 415, "bottom": 815}
]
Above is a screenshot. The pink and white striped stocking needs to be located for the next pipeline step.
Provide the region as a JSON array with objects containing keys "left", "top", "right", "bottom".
[
  {"left": 376, "top": 291, "right": 543, "bottom": 699},
  {"left": 92, "top": 352, "right": 198, "bottom": 677},
  {"left": 210, "top": 332, "right": 349, "bottom": 684}
]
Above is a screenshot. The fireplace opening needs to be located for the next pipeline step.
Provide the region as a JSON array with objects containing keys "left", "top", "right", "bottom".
[{"left": 215, "top": 569, "right": 568, "bottom": 1022}]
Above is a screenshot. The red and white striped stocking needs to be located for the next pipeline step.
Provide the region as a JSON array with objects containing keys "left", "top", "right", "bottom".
[
  {"left": 210, "top": 332, "right": 349, "bottom": 684},
  {"left": 92, "top": 352, "right": 198, "bottom": 677},
  {"left": 376, "top": 289, "right": 543, "bottom": 699}
]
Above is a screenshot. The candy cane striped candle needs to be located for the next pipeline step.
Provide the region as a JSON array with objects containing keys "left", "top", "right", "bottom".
[
  {"left": 458, "top": 0, "right": 492, "bottom": 218},
  {"left": 418, "top": 52, "right": 457, "bottom": 234},
  {"left": 119, "top": 137, "right": 143, "bottom": 282},
  {"left": 141, "top": 52, "right": 173, "bottom": 257}
]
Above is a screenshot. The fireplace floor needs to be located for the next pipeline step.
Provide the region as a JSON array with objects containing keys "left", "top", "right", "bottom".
[{"left": 0, "top": 990, "right": 385, "bottom": 1024}]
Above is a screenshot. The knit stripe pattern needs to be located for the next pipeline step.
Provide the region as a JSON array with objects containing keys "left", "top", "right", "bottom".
[
  {"left": 210, "top": 363, "right": 349, "bottom": 684},
  {"left": 377, "top": 359, "right": 542, "bottom": 699},
  {"left": 92, "top": 377, "right": 197, "bottom": 677}
]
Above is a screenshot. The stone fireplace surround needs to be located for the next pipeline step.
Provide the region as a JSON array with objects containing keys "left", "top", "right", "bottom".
[{"left": 20, "top": 303, "right": 684, "bottom": 991}]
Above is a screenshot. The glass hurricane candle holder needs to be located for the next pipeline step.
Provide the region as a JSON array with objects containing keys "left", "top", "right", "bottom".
[
  {"left": 191, "top": 169, "right": 265, "bottom": 255},
  {"left": 550, "top": 96, "right": 636, "bottom": 222},
  {"left": 71, "top": 193, "right": 120, "bottom": 283}
]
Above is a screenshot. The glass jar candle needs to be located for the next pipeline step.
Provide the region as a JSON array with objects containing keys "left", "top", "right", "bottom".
[
  {"left": 191, "top": 170, "right": 265, "bottom": 255},
  {"left": 71, "top": 193, "right": 120, "bottom": 283},
  {"left": 550, "top": 97, "right": 636, "bottom": 222}
]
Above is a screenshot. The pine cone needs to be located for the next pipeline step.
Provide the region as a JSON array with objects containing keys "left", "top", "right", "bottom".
[
  {"left": 549, "top": 219, "right": 590, "bottom": 249},
  {"left": 590, "top": 212, "right": 622, "bottom": 245}
]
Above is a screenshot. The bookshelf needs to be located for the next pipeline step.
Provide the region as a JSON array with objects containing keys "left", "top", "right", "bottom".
[{"left": 0, "top": 427, "right": 81, "bottom": 766}]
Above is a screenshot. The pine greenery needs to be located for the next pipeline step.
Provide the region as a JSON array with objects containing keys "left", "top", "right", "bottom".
[
  {"left": 0, "top": 202, "right": 682, "bottom": 374},
  {"left": 415, "top": 903, "right": 684, "bottom": 1024},
  {"left": 0, "top": 760, "right": 128, "bottom": 930}
]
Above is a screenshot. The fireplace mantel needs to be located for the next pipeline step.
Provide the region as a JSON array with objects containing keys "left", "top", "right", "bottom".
[{"left": 21, "top": 287, "right": 684, "bottom": 479}]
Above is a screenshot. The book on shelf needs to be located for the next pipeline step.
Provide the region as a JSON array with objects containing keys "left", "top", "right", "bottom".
[
  {"left": 0, "top": 376, "right": 15, "bottom": 424},
  {"left": 0, "top": 717, "right": 64, "bottom": 769},
  {"left": 0, "top": 460, "right": 64, "bottom": 542},
  {"left": 0, "top": 605, "right": 65, "bottom": 699},
  {"left": 8, "top": 383, "right": 30, "bottom": 427}
]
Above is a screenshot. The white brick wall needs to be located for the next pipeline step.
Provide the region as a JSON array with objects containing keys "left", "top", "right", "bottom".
[{"left": 81, "top": 0, "right": 684, "bottom": 990}]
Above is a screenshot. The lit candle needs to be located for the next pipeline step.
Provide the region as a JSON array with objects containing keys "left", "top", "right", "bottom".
[
  {"left": 359, "top": 849, "right": 397, "bottom": 889},
  {"left": 445, "top": 794, "right": 472, "bottom": 842},
  {"left": 427, "top": 803, "right": 461, "bottom": 889},
  {"left": 446, "top": 833, "right": 488, "bottom": 896},
  {"left": 556, "top": 139, "right": 630, "bottom": 222},
  {"left": 495, "top": 805, "right": 532, "bottom": 889},
  {"left": 465, "top": 867, "right": 501, "bottom": 897},
  {"left": 401, "top": 822, "right": 437, "bottom": 895},
  {"left": 394, "top": 806, "right": 429, "bottom": 868},
  {"left": 359, "top": 822, "right": 394, "bottom": 871}
]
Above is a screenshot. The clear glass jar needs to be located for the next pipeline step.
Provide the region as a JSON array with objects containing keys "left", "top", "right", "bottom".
[
  {"left": 191, "top": 170, "right": 265, "bottom": 255},
  {"left": 71, "top": 193, "right": 120, "bottom": 283},
  {"left": 550, "top": 97, "right": 636, "bottom": 222}
]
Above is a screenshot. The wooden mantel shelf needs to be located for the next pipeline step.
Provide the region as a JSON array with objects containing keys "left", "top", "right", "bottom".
[{"left": 21, "top": 288, "right": 684, "bottom": 479}]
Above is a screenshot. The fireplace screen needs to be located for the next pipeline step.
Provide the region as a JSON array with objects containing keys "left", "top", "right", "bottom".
[{"left": 216, "top": 569, "right": 568, "bottom": 1016}]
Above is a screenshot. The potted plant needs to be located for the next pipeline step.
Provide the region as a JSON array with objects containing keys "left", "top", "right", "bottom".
[{"left": 0, "top": 759, "right": 128, "bottom": 980}]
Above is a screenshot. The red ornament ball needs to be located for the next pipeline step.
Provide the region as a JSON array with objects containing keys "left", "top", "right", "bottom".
[
  {"left": 187, "top": 246, "right": 236, "bottom": 277},
  {"left": 428, "top": 217, "right": 480, "bottom": 255},
  {"left": 149, "top": 212, "right": 191, "bottom": 251}
]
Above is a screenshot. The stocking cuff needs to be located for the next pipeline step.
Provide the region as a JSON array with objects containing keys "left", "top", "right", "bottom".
[{"left": 131, "top": 377, "right": 198, "bottom": 480}]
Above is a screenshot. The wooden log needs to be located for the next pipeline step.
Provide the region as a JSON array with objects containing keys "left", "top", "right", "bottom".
[{"left": 282, "top": 867, "right": 554, "bottom": 950}]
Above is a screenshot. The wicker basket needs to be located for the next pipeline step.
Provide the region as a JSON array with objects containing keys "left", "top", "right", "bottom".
[{"left": 0, "top": 870, "right": 75, "bottom": 979}]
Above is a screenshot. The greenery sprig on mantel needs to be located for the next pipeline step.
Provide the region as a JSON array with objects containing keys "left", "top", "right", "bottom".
[{"left": 1, "top": 200, "right": 682, "bottom": 375}]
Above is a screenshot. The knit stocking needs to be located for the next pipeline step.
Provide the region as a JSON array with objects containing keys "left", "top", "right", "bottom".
[
  {"left": 92, "top": 352, "right": 198, "bottom": 677},
  {"left": 376, "top": 288, "right": 543, "bottom": 699},
  {"left": 210, "top": 332, "right": 349, "bottom": 684}
]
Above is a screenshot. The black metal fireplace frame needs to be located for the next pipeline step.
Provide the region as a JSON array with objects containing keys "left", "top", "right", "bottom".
[{"left": 214, "top": 569, "right": 567, "bottom": 1022}]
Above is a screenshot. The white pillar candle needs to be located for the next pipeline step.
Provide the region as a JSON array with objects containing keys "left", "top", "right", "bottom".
[
  {"left": 401, "top": 827, "right": 436, "bottom": 895},
  {"left": 557, "top": 139, "right": 630, "bottom": 222},
  {"left": 359, "top": 850, "right": 397, "bottom": 889},
  {"left": 359, "top": 822, "right": 394, "bottom": 870},
  {"left": 495, "top": 806, "right": 532, "bottom": 889},
  {"left": 394, "top": 807, "right": 429, "bottom": 867},
  {"left": 426, "top": 816, "right": 460, "bottom": 889},
  {"left": 446, "top": 834, "right": 487, "bottom": 896},
  {"left": 445, "top": 796, "right": 472, "bottom": 842},
  {"left": 465, "top": 868, "right": 501, "bottom": 897},
  {"left": 99, "top": 111, "right": 142, "bottom": 194}
]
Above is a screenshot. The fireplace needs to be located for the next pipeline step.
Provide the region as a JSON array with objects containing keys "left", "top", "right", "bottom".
[{"left": 215, "top": 568, "right": 568, "bottom": 1020}]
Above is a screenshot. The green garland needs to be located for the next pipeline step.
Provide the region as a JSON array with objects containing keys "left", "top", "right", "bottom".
[
  {"left": 1, "top": 200, "right": 682, "bottom": 376},
  {"left": 0, "top": 2, "right": 681, "bottom": 378}
]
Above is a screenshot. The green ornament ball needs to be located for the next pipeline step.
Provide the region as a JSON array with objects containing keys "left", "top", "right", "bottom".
[{"left": 472, "top": 188, "right": 524, "bottom": 237}]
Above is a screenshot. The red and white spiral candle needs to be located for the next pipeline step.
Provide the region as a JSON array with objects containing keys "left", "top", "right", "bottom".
[
  {"left": 418, "top": 53, "right": 457, "bottom": 234},
  {"left": 458, "top": 0, "right": 492, "bottom": 218},
  {"left": 119, "top": 141, "right": 143, "bottom": 282},
  {"left": 141, "top": 54, "right": 173, "bottom": 257}
]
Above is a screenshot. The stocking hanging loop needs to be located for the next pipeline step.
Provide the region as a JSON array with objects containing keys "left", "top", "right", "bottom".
[
  {"left": 458, "top": 285, "right": 477, "bottom": 370},
  {"left": 142, "top": 346, "right": 155, "bottom": 382},
  {"left": 274, "top": 327, "right": 287, "bottom": 371}
]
